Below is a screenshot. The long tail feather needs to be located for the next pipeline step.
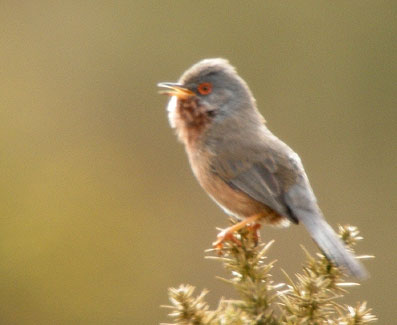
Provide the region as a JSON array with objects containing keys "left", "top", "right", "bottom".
[{"left": 299, "top": 212, "right": 368, "bottom": 279}]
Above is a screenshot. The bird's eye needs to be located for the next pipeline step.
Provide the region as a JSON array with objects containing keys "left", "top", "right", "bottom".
[{"left": 197, "top": 82, "right": 212, "bottom": 95}]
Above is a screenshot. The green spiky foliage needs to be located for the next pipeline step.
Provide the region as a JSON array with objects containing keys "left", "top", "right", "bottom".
[{"left": 161, "top": 224, "right": 375, "bottom": 325}]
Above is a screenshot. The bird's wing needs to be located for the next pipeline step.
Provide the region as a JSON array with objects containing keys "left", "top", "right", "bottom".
[
  {"left": 210, "top": 132, "right": 367, "bottom": 278},
  {"left": 210, "top": 144, "right": 299, "bottom": 223}
]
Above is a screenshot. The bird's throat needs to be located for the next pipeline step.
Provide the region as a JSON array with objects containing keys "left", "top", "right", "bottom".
[{"left": 168, "top": 96, "right": 214, "bottom": 146}]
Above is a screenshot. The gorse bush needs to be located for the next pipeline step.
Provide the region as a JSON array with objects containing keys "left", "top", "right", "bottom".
[{"left": 162, "top": 224, "right": 375, "bottom": 325}]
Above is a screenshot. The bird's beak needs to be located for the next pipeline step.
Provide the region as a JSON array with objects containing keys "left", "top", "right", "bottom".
[{"left": 157, "top": 82, "right": 195, "bottom": 99}]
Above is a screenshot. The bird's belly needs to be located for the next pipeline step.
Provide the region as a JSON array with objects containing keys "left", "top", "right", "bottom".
[
  {"left": 207, "top": 175, "right": 288, "bottom": 226},
  {"left": 190, "top": 153, "right": 288, "bottom": 226}
]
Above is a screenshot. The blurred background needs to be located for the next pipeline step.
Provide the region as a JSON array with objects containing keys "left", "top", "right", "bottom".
[{"left": 1, "top": 1, "right": 395, "bottom": 324}]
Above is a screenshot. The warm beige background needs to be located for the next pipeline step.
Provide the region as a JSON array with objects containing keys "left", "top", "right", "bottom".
[{"left": 1, "top": 1, "right": 395, "bottom": 324}]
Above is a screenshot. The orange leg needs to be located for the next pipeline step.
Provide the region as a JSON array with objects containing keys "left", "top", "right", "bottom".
[
  {"left": 247, "top": 222, "right": 262, "bottom": 245},
  {"left": 213, "top": 214, "right": 261, "bottom": 249}
]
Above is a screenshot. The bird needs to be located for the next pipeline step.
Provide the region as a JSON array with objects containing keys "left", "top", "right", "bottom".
[{"left": 158, "top": 58, "right": 367, "bottom": 279}]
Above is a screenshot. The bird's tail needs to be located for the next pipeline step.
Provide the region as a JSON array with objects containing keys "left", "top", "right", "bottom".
[{"left": 299, "top": 211, "right": 368, "bottom": 279}]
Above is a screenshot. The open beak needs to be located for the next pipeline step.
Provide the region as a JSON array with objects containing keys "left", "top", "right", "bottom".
[{"left": 157, "top": 82, "right": 195, "bottom": 99}]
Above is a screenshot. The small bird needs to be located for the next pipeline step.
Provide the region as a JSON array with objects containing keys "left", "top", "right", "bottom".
[{"left": 158, "top": 58, "right": 367, "bottom": 279}]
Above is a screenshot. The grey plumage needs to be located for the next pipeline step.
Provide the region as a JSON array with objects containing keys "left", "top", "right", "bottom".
[
  {"left": 160, "top": 58, "right": 368, "bottom": 279},
  {"left": 284, "top": 169, "right": 368, "bottom": 279}
]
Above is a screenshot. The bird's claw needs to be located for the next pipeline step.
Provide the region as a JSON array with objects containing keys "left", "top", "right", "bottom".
[{"left": 212, "top": 228, "right": 242, "bottom": 253}]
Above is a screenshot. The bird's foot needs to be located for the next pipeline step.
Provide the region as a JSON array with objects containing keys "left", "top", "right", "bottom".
[
  {"left": 212, "top": 228, "right": 242, "bottom": 251},
  {"left": 212, "top": 214, "right": 261, "bottom": 253}
]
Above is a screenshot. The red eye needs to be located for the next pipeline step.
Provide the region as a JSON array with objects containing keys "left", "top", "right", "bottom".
[{"left": 197, "top": 82, "right": 212, "bottom": 95}]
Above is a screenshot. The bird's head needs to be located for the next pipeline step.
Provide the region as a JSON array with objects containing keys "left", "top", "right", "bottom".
[{"left": 158, "top": 58, "right": 257, "bottom": 145}]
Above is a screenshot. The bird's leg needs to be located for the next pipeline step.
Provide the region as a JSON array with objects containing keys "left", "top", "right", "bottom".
[
  {"left": 213, "top": 214, "right": 261, "bottom": 250},
  {"left": 247, "top": 222, "right": 261, "bottom": 245}
]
